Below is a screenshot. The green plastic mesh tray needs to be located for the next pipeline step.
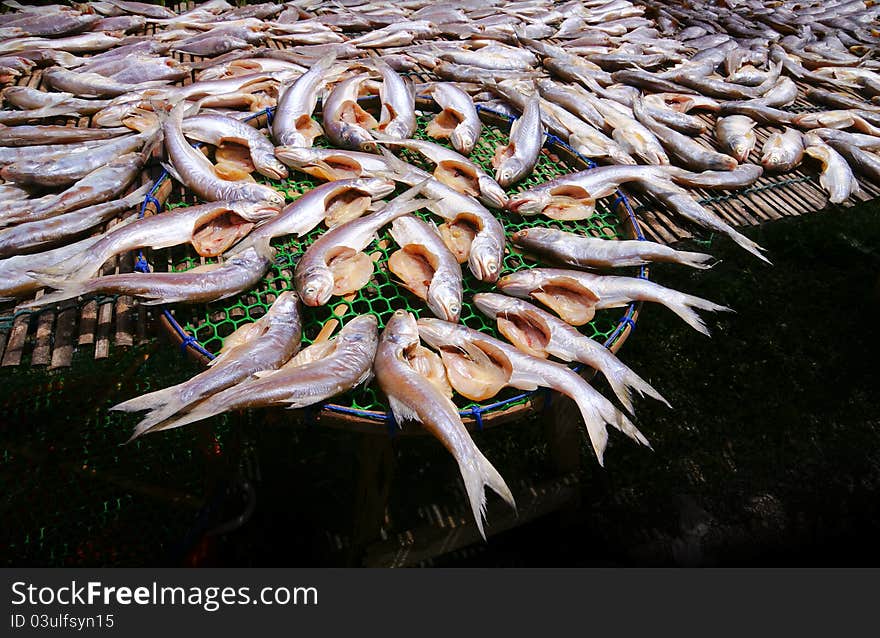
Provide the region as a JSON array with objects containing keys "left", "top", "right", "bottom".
[{"left": 149, "top": 103, "right": 646, "bottom": 427}]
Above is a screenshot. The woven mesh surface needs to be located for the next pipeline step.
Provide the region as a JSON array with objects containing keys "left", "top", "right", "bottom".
[{"left": 156, "top": 110, "right": 638, "bottom": 420}]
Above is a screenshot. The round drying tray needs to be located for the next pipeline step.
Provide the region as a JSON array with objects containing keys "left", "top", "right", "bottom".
[{"left": 143, "top": 98, "right": 649, "bottom": 434}]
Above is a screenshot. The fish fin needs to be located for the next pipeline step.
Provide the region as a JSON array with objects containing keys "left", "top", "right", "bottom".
[
  {"left": 595, "top": 394, "right": 652, "bottom": 450},
  {"left": 123, "top": 398, "right": 196, "bottom": 442},
  {"left": 209, "top": 319, "right": 267, "bottom": 367},
  {"left": 132, "top": 399, "right": 222, "bottom": 438},
  {"left": 725, "top": 227, "right": 772, "bottom": 264},
  {"left": 664, "top": 292, "right": 735, "bottom": 337},
  {"left": 27, "top": 252, "right": 93, "bottom": 282},
  {"left": 458, "top": 448, "right": 516, "bottom": 541},
  {"left": 386, "top": 394, "right": 420, "bottom": 428},
  {"left": 591, "top": 352, "right": 671, "bottom": 413},
  {"left": 111, "top": 386, "right": 178, "bottom": 414},
  {"left": 160, "top": 160, "right": 186, "bottom": 185},
  {"left": 16, "top": 280, "right": 93, "bottom": 310},
  {"left": 673, "top": 249, "right": 717, "bottom": 270},
  {"left": 375, "top": 146, "right": 421, "bottom": 181}
]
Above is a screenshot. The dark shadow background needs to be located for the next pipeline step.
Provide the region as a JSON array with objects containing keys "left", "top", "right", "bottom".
[{"left": 1, "top": 203, "right": 878, "bottom": 566}]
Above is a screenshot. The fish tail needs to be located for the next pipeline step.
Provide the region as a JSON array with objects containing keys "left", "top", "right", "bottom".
[
  {"left": 111, "top": 386, "right": 179, "bottom": 414},
  {"left": 672, "top": 248, "right": 717, "bottom": 270},
  {"left": 557, "top": 369, "right": 652, "bottom": 464},
  {"left": 458, "top": 448, "right": 516, "bottom": 541},
  {"left": 28, "top": 251, "right": 92, "bottom": 281},
  {"left": 726, "top": 227, "right": 772, "bottom": 264},
  {"left": 597, "top": 399, "right": 652, "bottom": 451},
  {"left": 600, "top": 357, "right": 671, "bottom": 413},
  {"left": 376, "top": 146, "right": 420, "bottom": 181},
  {"left": 124, "top": 403, "right": 190, "bottom": 443},
  {"left": 568, "top": 391, "right": 610, "bottom": 467},
  {"left": 664, "top": 292, "right": 734, "bottom": 337},
  {"left": 17, "top": 279, "right": 97, "bottom": 310},
  {"left": 130, "top": 401, "right": 222, "bottom": 440}
]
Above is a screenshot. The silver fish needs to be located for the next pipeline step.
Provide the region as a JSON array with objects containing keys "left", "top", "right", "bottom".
[
  {"left": 716, "top": 115, "right": 757, "bottom": 162},
  {"left": 417, "top": 317, "right": 649, "bottom": 466},
  {"left": 374, "top": 136, "right": 507, "bottom": 208},
  {"left": 114, "top": 291, "right": 304, "bottom": 439},
  {"left": 511, "top": 227, "right": 715, "bottom": 270},
  {"left": 232, "top": 177, "right": 396, "bottom": 254},
  {"left": 162, "top": 103, "right": 285, "bottom": 208},
  {"left": 0, "top": 183, "right": 151, "bottom": 259},
  {"left": 803, "top": 133, "right": 860, "bottom": 204},
  {"left": 272, "top": 52, "right": 335, "bottom": 147},
  {"left": 295, "top": 182, "right": 431, "bottom": 306},
  {"left": 373, "top": 57, "right": 416, "bottom": 140},
  {"left": 274, "top": 146, "right": 393, "bottom": 181},
  {"left": 0, "top": 131, "right": 154, "bottom": 188},
  {"left": 1, "top": 86, "right": 109, "bottom": 114},
  {"left": 21, "top": 245, "right": 274, "bottom": 310},
  {"left": 492, "top": 92, "right": 544, "bottom": 188},
  {"left": 761, "top": 128, "right": 804, "bottom": 172},
  {"left": 322, "top": 72, "right": 377, "bottom": 150},
  {"left": 507, "top": 164, "right": 680, "bottom": 220},
  {"left": 375, "top": 311, "right": 514, "bottom": 539},
  {"left": 42, "top": 67, "right": 167, "bottom": 98},
  {"left": 144, "top": 313, "right": 378, "bottom": 434},
  {"left": 473, "top": 292, "right": 667, "bottom": 414},
  {"left": 425, "top": 82, "right": 481, "bottom": 156},
  {"left": 34, "top": 200, "right": 279, "bottom": 282},
  {"left": 182, "top": 113, "right": 287, "bottom": 180},
  {"left": 497, "top": 267, "right": 733, "bottom": 336},
  {"left": 0, "top": 125, "right": 129, "bottom": 146},
  {"left": 389, "top": 215, "right": 463, "bottom": 322}
]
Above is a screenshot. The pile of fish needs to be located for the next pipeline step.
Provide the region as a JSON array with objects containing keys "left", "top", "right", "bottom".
[{"left": 2, "top": 0, "right": 879, "bottom": 537}]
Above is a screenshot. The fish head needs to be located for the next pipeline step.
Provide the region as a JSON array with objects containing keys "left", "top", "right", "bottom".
[
  {"left": 511, "top": 227, "right": 554, "bottom": 250},
  {"left": 297, "top": 266, "right": 335, "bottom": 307},
  {"left": 266, "top": 290, "right": 300, "bottom": 318},
  {"left": 468, "top": 234, "right": 503, "bottom": 283},
  {"left": 357, "top": 177, "right": 397, "bottom": 199},
  {"left": 382, "top": 309, "right": 420, "bottom": 347},
  {"left": 495, "top": 158, "right": 525, "bottom": 189},
  {"left": 253, "top": 150, "right": 289, "bottom": 180},
  {"left": 496, "top": 270, "right": 542, "bottom": 298},
  {"left": 472, "top": 292, "right": 509, "bottom": 319},
  {"left": 477, "top": 175, "right": 509, "bottom": 209},
  {"left": 450, "top": 126, "right": 477, "bottom": 155},
  {"left": 339, "top": 313, "right": 380, "bottom": 348},
  {"left": 251, "top": 185, "right": 286, "bottom": 209},
  {"left": 427, "top": 279, "right": 462, "bottom": 323},
  {"left": 506, "top": 189, "right": 550, "bottom": 216}
]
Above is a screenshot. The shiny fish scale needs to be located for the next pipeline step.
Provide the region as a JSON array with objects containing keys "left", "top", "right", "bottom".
[{"left": 165, "top": 113, "right": 631, "bottom": 416}]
